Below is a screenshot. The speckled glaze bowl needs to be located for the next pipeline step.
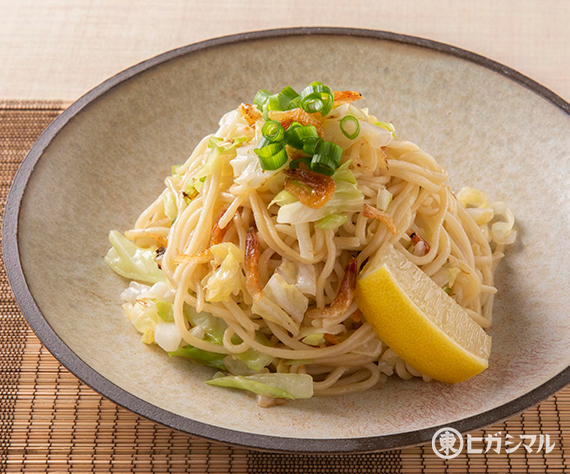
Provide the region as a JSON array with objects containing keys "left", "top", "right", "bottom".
[{"left": 4, "top": 28, "right": 570, "bottom": 453}]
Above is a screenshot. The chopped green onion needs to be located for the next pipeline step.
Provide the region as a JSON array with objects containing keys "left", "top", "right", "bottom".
[
  {"left": 255, "top": 142, "right": 288, "bottom": 170},
  {"left": 310, "top": 158, "right": 335, "bottom": 176},
  {"left": 315, "top": 141, "right": 342, "bottom": 167},
  {"left": 294, "top": 125, "right": 319, "bottom": 141},
  {"left": 266, "top": 94, "right": 282, "bottom": 111},
  {"left": 300, "top": 82, "right": 334, "bottom": 116},
  {"left": 262, "top": 121, "right": 285, "bottom": 142},
  {"left": 340, "top": 115, "right": 361, "bottom": 140},
  {"left": 277, "top": 86, "right": 299, "bottom": 110},
  {"left": 254, "top": 89, "right": 272, "bottom": 109},
  {"left": 310, "top": 140, "right": 343, "bottom": 176},
  {"left": 283, "top": 127, "right": 304, "bottom": 149},
  {"left": 289, "top": 157, "right": 312, "bottom": 169},
  {"left": 303, "top": 137, "right": 323, "bottom": 155}
]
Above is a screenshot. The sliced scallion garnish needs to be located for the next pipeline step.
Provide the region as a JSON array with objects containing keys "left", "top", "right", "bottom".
[
  {"left": 255, "top": 142, "right": 288, "bottom": 170},
  {"left": 253, "top": 89, "right": 271, "bottom": 109},
  {"left": 289, "top": 157, "right": 312, "bottom": 169},
  {"left": 302, "top": 137, "right": 323, "bottom": 155},
  {"left": 310, "top": 140, "right": 343, "bottom": 175},
  {"left": 300, "top": 82, "right": 334, "bottom": 117},
  {"left": 277, "top": 86, "right": 300, "bottom": 110},
  {"left": 340, "top": 115, "right": 361, "bottom": 140},
  {"left": 262, "top": 120, "right": 285, "bottom": 142}
]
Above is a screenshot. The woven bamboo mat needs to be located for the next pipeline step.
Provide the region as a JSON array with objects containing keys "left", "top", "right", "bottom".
[{"left": 0, "top": 102, "right": 569, "bottom": 473}]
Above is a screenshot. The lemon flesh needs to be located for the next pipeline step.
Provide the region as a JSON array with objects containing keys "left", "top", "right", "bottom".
[{"left": 356, "top": 245, "right": 491, "bottom": 384}]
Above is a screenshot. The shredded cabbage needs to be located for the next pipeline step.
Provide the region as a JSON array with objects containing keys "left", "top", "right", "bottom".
[
  {"left": 105, "top": 231, "right": 165, "bottom": 284},
  {"left": 490, "top": 201, "right": 517, "bottom": 245},
  {"left": 154, "top": 300, "right": 174, "bottom": 322},
  {"left": 163, "top": 190, "right": 178, "bottom": 221},
  {"left": 184, "top": 305, "right": 227, "bottom": 345},
  {"left": 275, "top": 260, "right": 316, "bottom": 297},
  {"left": 235, "top": 332, "right": 274, "bottom": 372},
  {"left": 295, "top": 263, "right": 317, "bottom": 296},
  {"left": 251, "top": 296, "right": 300, "bottom": 336},
  {"left": 205, "top": 373, "right": 314, "bottom": 399},
  {"left": 202, "top": 243, "right": 245, "bottom": 302},
  {"left": 122, "top": 301, "right": 159, "bottom": 343},
  {"left": 263, "top": 273, "right": 308, "bottom": 324},
  {"left": 432, "top": 264, "right": 461, "bottom": 291},
  {"left": 223, "top": 356, "right": 257, "bottom": 376},
  {"left": 154, "top": 321, "right": 182, "bottom": 352},
  {"left": 277, "top": 164, "right": 363, "bottom": 225},
  {"left": 457, "top": 187, "right": 489, "bottom": 209},
  {"left": 315, "top": 213, "right": 348, "bottom": 229},
  {"left": 301, "top": 333, "right": 325, "bottom": 346},
  {"left": 169, "top": 346, "right": 227, "bottom": 370},
  {"left": 376, "top": 187, "right": 393, "bottom": 212},
  {"left": 269, "top": 189, "right": 297, "bottom": 208}
]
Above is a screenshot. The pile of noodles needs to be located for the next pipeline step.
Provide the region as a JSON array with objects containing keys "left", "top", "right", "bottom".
[{"left": 119, "top": 97, "right": 516, "bottom": 399}]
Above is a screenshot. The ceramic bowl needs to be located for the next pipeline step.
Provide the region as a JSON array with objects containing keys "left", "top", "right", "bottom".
[{"left": 4, "top": 28, "right": 570, "bottom": 453}]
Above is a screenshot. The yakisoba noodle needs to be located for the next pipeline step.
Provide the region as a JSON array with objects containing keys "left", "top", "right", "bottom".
[{"left": 106, "top": 83, "right": 515, "bottom": 405}]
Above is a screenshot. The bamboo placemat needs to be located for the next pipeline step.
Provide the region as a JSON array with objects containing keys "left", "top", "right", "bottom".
[{"left": 0, "top": 102, "right": 569, "bottom": 473}]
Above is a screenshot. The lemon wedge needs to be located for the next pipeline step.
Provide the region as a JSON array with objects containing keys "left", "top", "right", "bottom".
[{"left": 355, "top": 245, "right": 491, "bottom": 383}]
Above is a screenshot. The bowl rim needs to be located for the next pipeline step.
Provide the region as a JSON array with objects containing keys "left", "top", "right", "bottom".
[{"left": 3, "top": 26, "right": 570, "bottom": 454}]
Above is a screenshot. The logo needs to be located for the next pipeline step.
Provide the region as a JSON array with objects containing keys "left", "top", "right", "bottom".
[
  {"left": 431, "top": 428, "right": 555, "bottom": 458},
  {"left": 432, "top": 427, "right": 464, "bottom": 459}
]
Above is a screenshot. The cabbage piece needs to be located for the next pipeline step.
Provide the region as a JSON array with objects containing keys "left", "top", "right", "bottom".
[
  {"left": 263, "top": 273, "right": 308, "bottom": 325},
  {"left": 154, "top": 321, "right": 182, "bottom": 352},
  {"left": 276, "top": 260, "right": 316, "bottom": 297},
  {"left": 275, "top": 260, "right": 297, "bottom": 284},
  {"left": 184, "top": 305, "right": 227, "bottom": 345},
  {"left": 457, "top": 187, "right": 489, "bottom": 209},
  {"left": 194, "top": 135, "right": 250, "bottom": 181},
  {"left": 205, "top": 373, "right": 314, "bottom": 399},
  {"left": 295, "top": 222, "right": 313, "bottom": 259},
  {"left": 120, "top": 281, "right": 151, "bottom": 304},
  {"left": 208, "top": 135, "right": 250, "bottom": 154},
  {"left": 359, "top": 121, "right": 393, "bottom": 147},
  {"left": 295, "top": 263, "right": 317, "bottom": 296},
  {"left": 315, "top": 213, "right": 348, "bottom": 229},
  {"left": 277, "top": 179, "right": 363, "bottom": 224},
  {"left": 490, "top": 201, "right": 517, "bottom": 245},
  {"left": 169, "top": 346, "right": 227, "bottom": 370},
  {"left": 230, "top": 142, "right": 282, "bottom": 193},
  {"left": 251, "top": 297, "right": 300, "bottom": 336},
  {"left": 333, "top": 160, "right": 357, "bottom": 184},
  {"left": 302, "top": 332, "right": 325, "bottom": 346},
  {"left": 376, "top": 187, "right": 393, "bottom": 212},
  {"left": 277, "top": 162, "right": 363, "bottom": 225},
  {"left": 154, "top": 300, "right": 174, "bottom": 322},
  {"left": 105, "top": 231, "right": 166, "bottom": 284},
  {"left": 203, "top": 243, "right": 245, "bottom": 302},
  {"left": 466, "top": 208, "right": 494, "bottom": 226},
  {"left": 268, "top": 189, "right": 297, "bottom": 208},
  {"left": 223, "top": 356, "right": 257, "bottom": 376},
  {"left": 431, "top": 264, "right": 461, "bottom": 292},
  {"left": 122, "top": 302, "right": 159, "bottom": 344},
  {"left": 182, "top": 177, "right": 204, "bottom": 203},
  {"left": 163, "top": 190, "right": 178, "bottom": 221},
  {"left": 236, "top": 332, "right": 275, "bottom": 372}
]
